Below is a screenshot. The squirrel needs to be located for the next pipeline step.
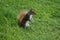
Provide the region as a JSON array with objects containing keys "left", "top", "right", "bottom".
[{"left": 17, "top": 9, "right": 36, "bottom": 28}]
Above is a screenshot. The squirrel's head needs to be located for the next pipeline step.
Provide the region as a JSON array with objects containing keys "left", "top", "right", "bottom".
[{"left": 29, "top": 9, "right": 36, "bottom": 15}]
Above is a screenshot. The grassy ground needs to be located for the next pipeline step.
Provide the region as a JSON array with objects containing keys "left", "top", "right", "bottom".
[{"left": 0, "top": 0, "right": 60, "bottom": 40}]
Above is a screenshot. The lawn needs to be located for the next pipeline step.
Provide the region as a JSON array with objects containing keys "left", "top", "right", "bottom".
[{"left": 0, "top": 0, "right": 60, "bottom": 40}]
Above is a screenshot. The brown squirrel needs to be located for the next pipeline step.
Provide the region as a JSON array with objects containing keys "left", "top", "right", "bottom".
[{"left": 17, "top": 9, "right": 36, "bottom": 28}]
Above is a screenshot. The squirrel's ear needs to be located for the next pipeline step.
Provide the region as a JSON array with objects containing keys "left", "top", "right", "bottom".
[{"left": 30, "top": 9, "right": 33, "bottom": 12}]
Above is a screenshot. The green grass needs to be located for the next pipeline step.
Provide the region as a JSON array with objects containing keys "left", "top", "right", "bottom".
[{"left": 0, "top": 0, "right": 60, "bottom": 40}]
